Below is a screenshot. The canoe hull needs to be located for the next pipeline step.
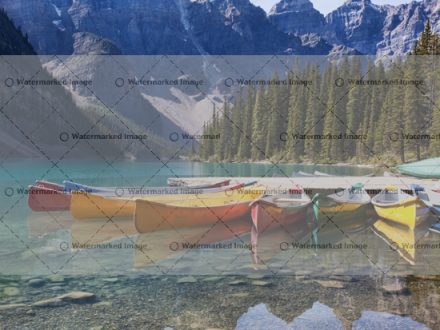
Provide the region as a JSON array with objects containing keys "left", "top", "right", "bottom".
[
  {"left": 320, "top": 202, "right": 365, "bottom": 214},
  {"left": 251, "top": 202, "right": 309, "bottom": 234},
  {"left": 71, "top": 193, "right": 135, "bottom": 220},
  {"left": 373, "top": 200, "right": 417, "bottom": 229},
  {"left": 134, "top": 200, "right": 253, "bottom": 233},
  {"left": 28, "top": 186, "right": 71, "bottom": 212}
]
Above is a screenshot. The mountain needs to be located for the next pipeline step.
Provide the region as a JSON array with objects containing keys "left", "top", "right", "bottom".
[
  {"left": 0, "top": 8, "right": 35, "bottom": 55},
  {"left": 1, "top": 0, "right": 438, "bottom": 57},
  {"left": 324, "top": 0, "right": 388, "bottom": 55},
  {"left": 0, "top": 8, "right": 175, "bottom": 159},
  {"left": 1, "top": 0, "right": 438, "bottom": 158},
  {"left": 0, "top": 0, "right": 328, "bottom": 55},
  {"left": 377, "top": 0, "right": 440, "bottom": 57},
  {"left": 269, "top": 0, "right": 439, "bottom": 57},
  {"left": 268, "top": 0, "right": 326, "bottom": 35}
]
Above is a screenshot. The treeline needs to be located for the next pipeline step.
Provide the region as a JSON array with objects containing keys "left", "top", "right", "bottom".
[{"left": 200, "top": 22, "right": 440, "bottom": 165}]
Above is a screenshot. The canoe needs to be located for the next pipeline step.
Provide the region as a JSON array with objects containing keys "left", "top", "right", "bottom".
[
  {"left": 35, "top": 180, "right": 65, "bottom": 191},
  {"left": 33, "top": 179, "right": 251, "bottom": 214},
  {"left": 72, "top": 182, "right": 261, "bottom": 220},
  {"left": 397, "top": 157, "right": 440, "bottom": 178},
  {"left": 250, "top": 185, "right": 312, "bottom": 236},
  {"left": 28, "top": 185, "right": 71, "bottom": 212},
  {"left": 320, "top": 183, "right": 371, "bottom": 214},
  {"left": 134, "top": 186, "right": 266, "bottom": 233},
  {"left": 166, "top": 178, "right": 230, "bottom": 188},
  {"left": 372, "top": 185, "right": 420, "bottom": 229},
  {"left": 412, "top": 184, "right": 440, "bottom": 216},
  {"left": 64, "top": 179, "right": 232, "bottom": 194}
]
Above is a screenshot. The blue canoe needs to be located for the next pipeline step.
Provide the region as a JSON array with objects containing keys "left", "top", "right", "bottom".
[{"left": 398, "top": 158, "right": 440, "bottom": 178}]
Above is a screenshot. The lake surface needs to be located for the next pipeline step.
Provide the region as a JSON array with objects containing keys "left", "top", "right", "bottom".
[{"left": 1, "top": 160, "right": 439, "bottom": 328}]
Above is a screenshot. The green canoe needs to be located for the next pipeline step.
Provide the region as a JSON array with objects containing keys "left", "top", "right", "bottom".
[{"left": 397, "top": 158, "right": 440, "bottom": 178}]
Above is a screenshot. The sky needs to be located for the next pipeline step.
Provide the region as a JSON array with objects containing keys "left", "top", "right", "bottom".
[{"left": 251, "top": 0, "right": 413, "bottom": 14}]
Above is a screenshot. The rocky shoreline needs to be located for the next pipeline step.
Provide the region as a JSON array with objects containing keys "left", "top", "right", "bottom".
[{"left": 1, "top": 274, "right": 439, "bottom": 329}]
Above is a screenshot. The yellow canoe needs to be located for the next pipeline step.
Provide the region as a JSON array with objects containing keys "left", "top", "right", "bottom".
[
  {"left": 71, "top": 185, "right": 264, "bottom": 220},
  {"left": 134, "top": 186, "right": 265, "bottom": 233},
  {"left": 372, "top": 186, "right": 418, "bottom": 229},
  {"left": 320, "top": 202, "right": 366, "bottom": 214}
]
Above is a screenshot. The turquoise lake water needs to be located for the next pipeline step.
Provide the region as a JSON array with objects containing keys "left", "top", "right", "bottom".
[
  {"left": 0, "top": 160, "right": 438, "bottom": 277},
  {"left": 1, "top": 161, "right": 440, "bottom": 328}
]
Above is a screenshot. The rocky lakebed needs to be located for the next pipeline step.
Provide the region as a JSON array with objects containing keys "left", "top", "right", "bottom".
[{"left": 1, "top": 273, "right": 439, "bottom": 329}]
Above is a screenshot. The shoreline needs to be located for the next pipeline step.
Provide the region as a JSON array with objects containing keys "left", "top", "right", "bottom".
[{"left": 188, "top": 158, "right": 378, "bottom": 169}]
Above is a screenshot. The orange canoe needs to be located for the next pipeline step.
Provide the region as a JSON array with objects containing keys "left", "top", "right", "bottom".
[{"left": 134, "top": 186, "right": 265, "bottom": 233}]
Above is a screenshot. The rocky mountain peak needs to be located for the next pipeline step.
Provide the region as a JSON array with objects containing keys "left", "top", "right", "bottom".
[
  {"left": 268, "top": 0, "right": 325, "bottom": 35},
  {"left": 268, "top": 0, "right": 315, "bottom": 15}
]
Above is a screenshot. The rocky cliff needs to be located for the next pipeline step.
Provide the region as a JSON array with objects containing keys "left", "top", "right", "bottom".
[
  {"left": 0, "top": 0, "right": 330, "bottom": 55},
  {"left": 0, "top": 8, "right": 35, "bottom": 55},
  {"left": 269, "top": 0, "right": 439, "bottom": 57},
  {"left": 268, "top": 0, "right": 325, "bottom": 35}
]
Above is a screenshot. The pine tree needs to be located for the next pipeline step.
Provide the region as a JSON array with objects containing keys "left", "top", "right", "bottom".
[
  {"left": 265, "top": 73, "right": 283, "bottom": 157},
  {"left": 286, "top": 77, "right": 306, "bottom": 161},
  {"left": 251, "top": 86, "right": 268, "bottom": 160},
  {"left": 429, "top": 91, "right": 440, "bottom": 156},
  {"left": 364, "top": 61, "right": 385, "bottom": 159},
  {"left": 237, "top": 86, "right": 255, "bottom": 160},
  {"left": 403, "top": 56, "right": 425, "bottom": 160},
  {"left": 412, "top": 20, "right": 440, "bottom": 55},
  {"left": 303, "top": 64, "right": 321, "bottom": 162},
  {"left": 345, "top": 57, "right": 363, "bottom": 158},
  {"left": 230, "top": 91, "right": 243, "bottom": 160}
]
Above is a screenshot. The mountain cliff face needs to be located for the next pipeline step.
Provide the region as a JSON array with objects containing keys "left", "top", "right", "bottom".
[
  {"left": 0, "top": 0, "right": 438, "bottom": 57},
  {"left": 183, "top": 0, "right": 304, "bottom": 54},
  {"left": 268, "top": 0, "right": 325, "bottom": 35},
  {"left": 324, "top": 0, "right": 388, "bottom": 55},
  {"left": 0, "top": 8, "right": 35, "bottom": 55},
  {"left": 377, "top": 0, "right": 439, "bottom": 57},
  {"left": 269, "top": 0, "right": 439, "bottom": 57},
  {"left": 0, "top": 0, "right": 325, "bottom": 55}
]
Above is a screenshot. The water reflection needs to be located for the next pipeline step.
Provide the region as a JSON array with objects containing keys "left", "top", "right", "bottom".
[
  {"left": 235, "top": 302, "right": 429, "bottom": 329},
  {"left": 21, "top": 202, "right": 440, "bottom": 275}
]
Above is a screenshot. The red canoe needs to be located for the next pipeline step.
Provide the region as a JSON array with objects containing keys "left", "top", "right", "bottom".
[
  {"left": 28, "top": 185, "right": 71, "bottom": 212},
  {"left": 250, "top": 186, "right": 312, "bottom": 262},
  {"left": 35, "top": 180, "right": 64, "bottom": 191}
]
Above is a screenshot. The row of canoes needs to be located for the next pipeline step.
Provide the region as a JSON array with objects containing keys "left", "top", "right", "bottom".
[
  {"left": 28, "top": 179, "right": 267, "bottom": 233},
  {"left": 28, "top": 179, "right": 234, "bottom": 212},
  {"left": 28, "top": 178, "right": 440, "bottom": 234}
]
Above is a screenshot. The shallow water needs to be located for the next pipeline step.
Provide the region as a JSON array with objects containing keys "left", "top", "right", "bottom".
[{"left": 1, "top": 160, "right": 439, "bottom": 328}]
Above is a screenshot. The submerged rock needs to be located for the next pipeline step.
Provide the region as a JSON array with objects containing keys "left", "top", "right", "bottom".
[
  {"left": 381, "top": 281, "right": 410, "bottom": 295},
  {"left": 3, "top": 287, "right": 20, "bottom": 296},
  {"left": 246, "top": 274, "right": 266, "bottom": 280},
  {"left": 353, "top": 311, "right": 429, "bottom": 329},
  {"left": 315, "top": 280, "right": 345, "bottom": 289},
  {"left": 28, "top": 279, "right": 46, "bottom": 288},
  {"left": 177, "top": 276, "right": 197, "bottom": 284},
  {"left": 251, "top": 280, "right": 271, "bottom": 287},
  {"left": 202, "top": 277, "right": 223, "bottom": 282},
  {"left": 32, "top": 291, "right": 96, "bottom": 307},
  {"left": 47, "top": 274, "right": 66, "bottom": 284},
  {"left": 0, "top": 303, "right": 28, "bottom": 311}
]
